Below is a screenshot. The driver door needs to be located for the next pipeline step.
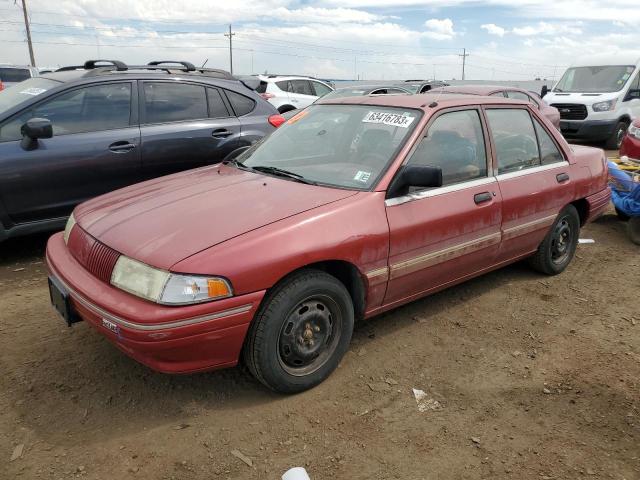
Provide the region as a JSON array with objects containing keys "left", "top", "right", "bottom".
[{"left": 384, "top": 108, "right": 503, "bottom": 304}]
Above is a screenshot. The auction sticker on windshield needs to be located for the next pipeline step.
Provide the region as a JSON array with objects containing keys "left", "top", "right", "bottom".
[
  {"left": 19, "top": 88, "right": 47, "bottom": 96},
  {"left": 363, "top": 111, "right": 415, "bottom": 128}
]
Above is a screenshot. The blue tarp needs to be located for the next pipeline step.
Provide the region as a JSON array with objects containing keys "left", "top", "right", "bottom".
[{"left": 608, "top": 161, "right": 640, "bottom": 217}]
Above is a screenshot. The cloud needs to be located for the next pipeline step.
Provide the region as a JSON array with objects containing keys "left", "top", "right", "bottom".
[
  {"left": 423, "top": 18, "right": 456, "bottom": 40},
  {"left": 512, "top": 21, "right": 582, "bottom": 36},
  {"left": 271, "top": 6, "right": 385, "bottom": 24},
  {"left": 481, "top": 23, "right": 506, "bottom": 37}
]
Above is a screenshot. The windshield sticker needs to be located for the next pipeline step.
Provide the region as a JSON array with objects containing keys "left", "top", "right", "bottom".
[
  {"left": 19, "top": 88, "right": 47, "bottom": 96},
  {"left": 353, "top": 170, "right": 371, "bottom": 183},
  {"left": 363, "top": 111, "right": 415, "bottom": 128},
  {"left": 286, "top": 109, "right": 309, "bottom": 125}
]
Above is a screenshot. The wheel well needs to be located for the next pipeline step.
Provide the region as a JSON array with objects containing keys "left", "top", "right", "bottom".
[
  {"left": 619, "top": 115, "right": 631, "bottom": 125},
  {"left": 278, "top": 104, "right": 295, "bottom": 113},
  {"left": 572, "top": 198, "right": 589, "bottom": 226}
]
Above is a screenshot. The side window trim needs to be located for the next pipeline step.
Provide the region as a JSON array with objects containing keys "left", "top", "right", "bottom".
[
  {"left": 206, "top": 87, "right": 231, "bottom": 118},
  {"left": 140, "top": 80, "right": 210, "bottom": 125}
]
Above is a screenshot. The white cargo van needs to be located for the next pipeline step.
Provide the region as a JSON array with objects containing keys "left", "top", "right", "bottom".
[{"left": 543, "top": 54, "right": 640, "bottom": 149}]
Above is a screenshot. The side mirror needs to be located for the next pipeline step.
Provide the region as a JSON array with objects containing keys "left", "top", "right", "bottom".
[
  {"left": 541, "top": 85, "right": 549, "bottom": 98},
  {"left": 21, "top": 118, "right": 52, "bottom": 150},
  {"left": 387, "top": 164, "right": 443, "bottom": 198}
]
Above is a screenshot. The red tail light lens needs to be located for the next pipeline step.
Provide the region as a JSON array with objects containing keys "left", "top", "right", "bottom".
[
  {"left": 268, "top": 114, "right": 286, "bottom": 128},
  {"left": 260, "top": 92, "right": 275, "bottom": 100},
  {"left": 0, "top": 81, "right": 4, "bottom": 91}
]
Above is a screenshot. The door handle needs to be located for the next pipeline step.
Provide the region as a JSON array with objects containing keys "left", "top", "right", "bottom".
[
  {"left": 108, "top": 141, "right": 136, "bottom": 153},
  {"left": 474, "top": 192, "right": 492, "bottom": 205},
  {"left": 556, "top": 172, "right": 570, "bottom": 183},
  {"left": 212, "top": 129, "right": 233, "bottom": 138}
]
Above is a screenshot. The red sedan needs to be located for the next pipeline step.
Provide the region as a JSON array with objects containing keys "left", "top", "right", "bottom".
[
  {"left": 619, "top": 117, "right": 640, "bottom": 160},
  {"left": 430, "top": 85, "right": 561, "bottom": 130},
  {"left": 46, "top": 94, "right": 610, "bottom": 393}
]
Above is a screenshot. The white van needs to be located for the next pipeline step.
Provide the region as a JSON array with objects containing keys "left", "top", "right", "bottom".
[{"left": 543, "top": 54, "right": 640, "bottom": 149}]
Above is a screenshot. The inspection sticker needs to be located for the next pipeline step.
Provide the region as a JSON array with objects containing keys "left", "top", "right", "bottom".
[
  {"left": 19, "top": 88, "right": 47, "bottom": 96},
  {"left": 354, "top": 170, "right": 372, "bottom": 183},
  {"left": 362, "top": 111, "right": 414, "bottom": 128}
]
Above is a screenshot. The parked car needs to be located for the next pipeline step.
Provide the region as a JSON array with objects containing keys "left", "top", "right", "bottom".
[
  {"left": 430, "top": 84, "right": 561, "bottom": 129},
  {"left": 620, "top": 117, "right": 640, "bottom": 159},
  {"left": 46, "top": 93, "right": 610, "bottom": 393},
  {"left": 394, "top": 79, "right": 449, "bottom": 94},
  {"left": 255, "top": 75, "right": 334, "bottom": 113},
  {"left": 0, "top": 60, "right": 282, "bottom": 241},
  {"left": 0, "top": 64, "right": 39, "bottom": 89},
  {"left": 280, "top": 84, "right": 411, "bottom": 120},
  {"left": 543, "top": 54, "right": 640, "bottom": 149}
]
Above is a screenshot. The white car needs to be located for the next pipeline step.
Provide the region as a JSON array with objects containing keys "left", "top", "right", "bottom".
[
  {"left": 255, "top": 75, "right": 334, "bottom": 113},
  {"left": 0, "top": 64, "right": 39, "bottom": 90}
]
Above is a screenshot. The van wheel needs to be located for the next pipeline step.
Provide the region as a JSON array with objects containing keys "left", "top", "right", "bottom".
[
  {"left": 529, "top": 205, "right": 580, "bottom": 275},
  {"left": 605, "top": 120, "right": 629, "bottom": 150},
  {"left": 243, "top": 269, "right": 354, "bottom": 394}
]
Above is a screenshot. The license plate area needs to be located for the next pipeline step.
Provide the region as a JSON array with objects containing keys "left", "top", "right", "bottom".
[{"left": 48, "top": 276, "right": 81, "bottom": 326}]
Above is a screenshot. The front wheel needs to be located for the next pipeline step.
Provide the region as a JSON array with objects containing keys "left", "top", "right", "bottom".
[
  {"left": 605, "top": 120, "right": 629, "bottom": 150},
  {"left": 243, "top": 270, "right": 354, "bottom": 393},
  {"left": 528, "top": 205, "right": 580, "bottom": 275}
]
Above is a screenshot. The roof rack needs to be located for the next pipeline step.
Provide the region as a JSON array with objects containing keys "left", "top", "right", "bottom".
[
  {"left": 56, "top": 59, "right": 128, "bottom": 72},
  {"left": 147, "top": 60, "right": 196, "bottom": 72}
]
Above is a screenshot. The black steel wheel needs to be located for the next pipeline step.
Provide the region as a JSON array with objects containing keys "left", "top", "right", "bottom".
[
  {"left": 529, "top": 205, "right": 580, "bottom": 275},
  {"left": 243, "top": 269, "right": 354, "bottom": 393}
]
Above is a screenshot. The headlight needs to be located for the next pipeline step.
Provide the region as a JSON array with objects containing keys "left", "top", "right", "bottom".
[
  {"left": 628, "top": 124, "right": 640, "bottom": 140},
  {"left": 110, "top": 255, "right": 232, "bottom": 305},
  {"left": 592, "top": 100, "right": 617, "bottom": 112},
  {"left": 63, "top": 213, "right": 76, "bottom": 245}
]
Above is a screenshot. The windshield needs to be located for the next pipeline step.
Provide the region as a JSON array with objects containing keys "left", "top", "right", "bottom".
[
  {"left": 237, "top": 104, "right": 421, "bottom": 189},
  {"left": 554, "top": 65, "right": 635, "bottom": 93},
  {"left": 322, "top": 88, "right": 370, "bottom": 100},
  {"left": 0, "top": 77, "right": 60, "bottom": 113},
  {"left": 398, "top": 84, "right": 420, "bottom": 93}
]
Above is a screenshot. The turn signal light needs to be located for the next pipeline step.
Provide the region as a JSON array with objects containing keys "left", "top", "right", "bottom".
[
  {"left": 268, "top": 114, "right": 286, "bottom": 128},
  {"left": 207, "top": 278, "right": 231, "bottom": 298}
]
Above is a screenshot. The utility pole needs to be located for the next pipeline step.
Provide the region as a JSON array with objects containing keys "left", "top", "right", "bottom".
[
  {"left": 459, "top": 48, "right": 469, "bottom": 81},
  {"left": 224, "top": 24, "right": 235, "bottom": 75},
  {"left": 19, "top": 0, "right": 36, "bottom": 66}
]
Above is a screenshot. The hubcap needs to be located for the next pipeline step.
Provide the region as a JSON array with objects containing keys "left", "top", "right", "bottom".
[
  {"left": 616, "top": 127, "right": 625, "bottom": 148},
  {"left": 550, "top": 217, "right": 572, "bottom": 264},
  {"left": 278, "top": 296, "right": 341, "bottom": 376}
]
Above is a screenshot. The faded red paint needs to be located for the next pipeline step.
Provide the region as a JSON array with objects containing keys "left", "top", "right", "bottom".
[{"left": 46, "top": 94, "right": 610, "bottom": 374}]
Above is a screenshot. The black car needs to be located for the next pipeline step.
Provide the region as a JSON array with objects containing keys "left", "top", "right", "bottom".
[{"left": 0, "top": 60, "right": 281, "bottom": 241}]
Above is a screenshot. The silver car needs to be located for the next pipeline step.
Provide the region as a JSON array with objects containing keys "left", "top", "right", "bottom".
[{"left": 0, "top": 65, "right": 39, "bottom": 90}]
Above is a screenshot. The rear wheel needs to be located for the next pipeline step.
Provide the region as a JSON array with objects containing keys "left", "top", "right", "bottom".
[
  {"left": 605, "top": 120, "right": 629, "bottom": 150},
  {"left": 529, "top": 205, "right": 580, "bottom": 275},
  {"left": 243, "top": 270, "right": 354, "bottom": 393}
]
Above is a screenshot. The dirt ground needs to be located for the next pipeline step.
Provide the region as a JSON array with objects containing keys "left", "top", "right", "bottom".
[{"left": 1, "top": 209, "right": 639, "bottom": 480}]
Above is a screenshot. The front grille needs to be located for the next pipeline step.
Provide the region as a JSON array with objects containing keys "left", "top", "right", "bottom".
[
  {"left": 68, "top": 226, "right": 120, "bottom": 283},
  {"left": 551, "top": 103, "right": 588, "bottom": 120}
]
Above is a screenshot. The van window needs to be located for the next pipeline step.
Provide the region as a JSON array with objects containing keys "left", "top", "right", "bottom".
[{"left": 555, "top": 65, "right": 635, "bottom": 93}]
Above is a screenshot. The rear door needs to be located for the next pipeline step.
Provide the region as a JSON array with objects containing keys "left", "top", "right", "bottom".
[
  {"left": 0, "top": 81, "right": 140, "bottom": 224},
  {"left": 139, "top": 81, "right": 240, "bottom": 178},
  {"left": 485, "top": 106, "right": 575, "bottom": 262},
  {"left": 384, "top": 108, "right": 502, "bottom": 304},
  {"left": 223, "top": 88, "right": 273, "bottom": 147},
  {"left": 288, "top": 80, "right": 317, "bottom": 109}
]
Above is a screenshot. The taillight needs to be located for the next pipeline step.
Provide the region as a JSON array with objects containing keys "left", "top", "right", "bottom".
[
  {"left": 260, "top": 92, "right": 275, "bottom": 100},
  {"left": 0, "top": 80, "right": 4, "bottom": 91},
  {"left": 268, "top": 114, "right": 286, "bottom": 128}
]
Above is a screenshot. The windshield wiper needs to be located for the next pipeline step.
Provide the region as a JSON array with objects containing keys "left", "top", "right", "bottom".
[
  {"left": 223, "top": 157, "right": 251, "bottom": 170},
  {"left": 251, "top": 166, "right": 317, "bottom": 185}
]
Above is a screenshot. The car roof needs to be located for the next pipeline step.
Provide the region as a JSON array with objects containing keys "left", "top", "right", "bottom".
[
  {"left": 259, "top": 75, "right": 329, "bottom": 83},
  {"left": 430, "top": 85, "right": 520, "bottom": 95},
  {"left": 316, "top": 92, "right": 527, "bottom": 111},
  {"left": 334, "top": 84, "right": 409, "bottom": 91}
]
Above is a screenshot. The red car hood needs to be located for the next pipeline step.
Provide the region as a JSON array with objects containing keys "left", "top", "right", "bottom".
[{"left": 74, "top": 164, "right": 358, "bottom": 270}]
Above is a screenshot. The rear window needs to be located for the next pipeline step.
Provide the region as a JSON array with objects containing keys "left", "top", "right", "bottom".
[
  {"left": 0, "top": 68, "right": 31, "bottom": 82},
  {"left": 226, "top": 90, "right": 255, "bottom": 116},
  {"left": 255, "top": 81, "right": 268, "bottom": 94}
]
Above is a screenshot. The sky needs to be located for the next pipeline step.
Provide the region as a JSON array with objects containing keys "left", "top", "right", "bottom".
[{"left": 1, "top": 0, "right": 639, "bottom": 81}]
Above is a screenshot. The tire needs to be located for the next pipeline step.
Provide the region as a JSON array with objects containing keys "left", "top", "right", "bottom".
[
  {"left": 243, "top": 269, "right": 354, "bottom": 394},
  {"left": 627, "top": 217, "right": 640, "bottom": 245},
  {"left": 277, "top": 104, "right": 295, "bottom": 114},
  {"left": 605, "top": 120, "right": 629, "bottom": 150},
  {"left": 528, "top": 205, "right": 580, "bottom": 275},
  {"left": 615, "top": 207, "right": 630, "bottom": 221}
]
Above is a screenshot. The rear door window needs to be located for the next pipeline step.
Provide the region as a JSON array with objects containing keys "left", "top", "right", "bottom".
[
  {"left": 0, "top": 82, "right": 132, "bottom": 141},
  {"left": 225, "top": 90, "right": 256, "bottom": 116},
  {"left": 207, "top": 88, "right": 230, "bottom": 118},
  {"left": 143, "top": 82, "right": 207, "bottom": 124},
  {"left": 533, "top": 118, "right": 564, "bottom": 165},
  {"left": 291, "top": 80, "right": 314, "bottom": 96},
  {"left": 275, "top": 80, "right": 291, "bottom": 92},
  {"left": 487, "top": 109, "right": 541, "bottom": 174}
]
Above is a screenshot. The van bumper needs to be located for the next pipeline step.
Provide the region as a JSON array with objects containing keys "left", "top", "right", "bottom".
[{"left": 559, "top": 119, "right": 617, "bottom": 142}]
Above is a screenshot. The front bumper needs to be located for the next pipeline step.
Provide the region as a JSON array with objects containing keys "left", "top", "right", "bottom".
[
  {"left": 560, "top": 119, "right": 617, "bottom": 142},
  {"left": 619, "top": 133, "right": 640, "bottom": 158},
  {"left": 46, "top": 232, "right": 266, "bottom": 374}
]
